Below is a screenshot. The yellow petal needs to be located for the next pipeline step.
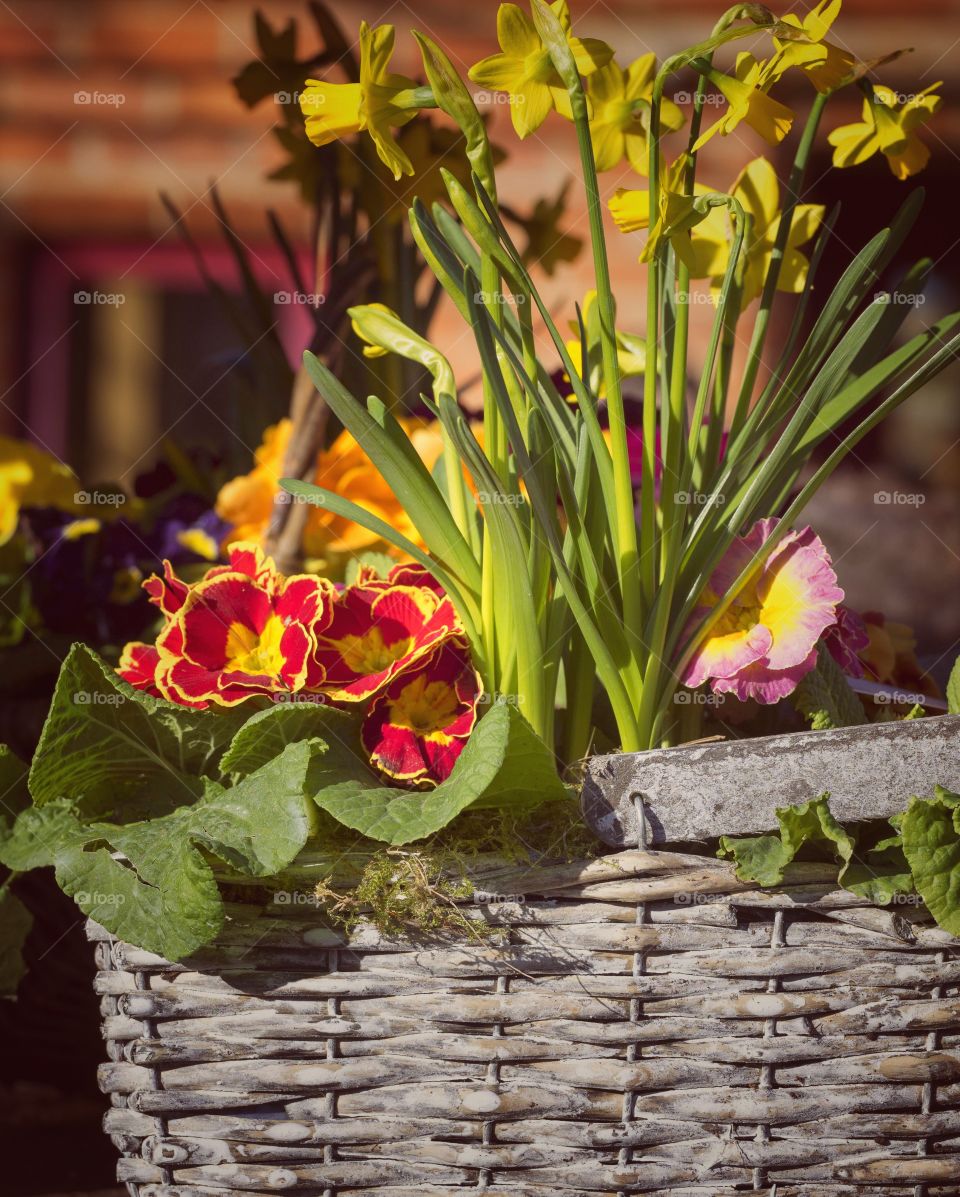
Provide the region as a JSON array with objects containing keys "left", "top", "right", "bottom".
[
  {"left": 777, "top": 246, "right": 813, "bottom": 294},
  {"left": 783, "top": 203, "right": 824, "bottom": 250},
  {"left": 624, "top": 129, "right": 650, "bottom": 175},
  {"left": 744, "top": 91, "right": 795, "bottom": 144},
  {"left": 587, "top": 60, "right": 624, "bottom": 105},
  {"left": 361, "top": 22, "right": 396, "bottom": 85},
  {"left": 513, "top": 81, "right": 554, "bottom": 138},
  {"left": 368, "top": 123, "right": 414, "bottom": 179},
  {"left": 732, "top": 157, "right": 780, "bottom": 233},
  {"left": 625, "top": 53, "right": 656, "bottom": 99},
  {"left": 569, "top": 36, "right": 614, "bottom": 76},
  {"left": 590, "top": 119, "right": 624, "bottom": 172},
  {"left": 828, "top": 121, "right": 877, "bottom": 167},
  {"left": 299, "top": 81, "right": 362, "bottom": 145},
  {"left": 496, "top": 3, "right": 540, "bottom": 57},
  {"left": 468, "top": 53, "right": 526, "bottom": 92},
  {"left": 886, "top": 135, "right": 931, "bottom": 180},
  {"left": 608, "top": 188, "right": 651, "bottom": 233}
]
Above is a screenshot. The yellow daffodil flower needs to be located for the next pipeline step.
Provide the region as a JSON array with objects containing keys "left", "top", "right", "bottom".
[
  {"left": 693, "top": 53, "right": 795, "bottom": 150},
  {"left": 351, "top": 301, "right": 395, "bottom": 358},
  {"left": 586, "top": 55, "right": 683, "bottom": 173},
  {"left": 300, "top": 22, "right": 419, "bottom": 179},
  {"left": 468, "top": 2, "right": 612, "bottom": 139},
  {"left": 565, "top": 290, "right": 645, "bottom": 395},
  {"left": 828, "top": 83, "right": 942, "bottom": 180},
  {"left": 608, "top": 156, "right": 717, "bottom": 274},
  {"left": 774, "top": 0, "right": 855, "bottom": 94},
  {"left": 693, "top": 157, "right": 824, "bottom": 306}
]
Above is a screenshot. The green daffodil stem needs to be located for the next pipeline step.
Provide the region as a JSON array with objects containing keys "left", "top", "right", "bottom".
[
  {"left": 568, "top": 80, "right": 645, "bottom": 655},
  {"left": 641, "top": 83, "right": 664, "bottom": 616},
  {"left": 732, "top": 90, "right": 828, "bottom": 435}
]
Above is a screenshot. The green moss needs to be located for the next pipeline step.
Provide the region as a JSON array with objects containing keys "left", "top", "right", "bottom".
[{"left": 312, "top": 796, "right": 600, "bottom": 937}]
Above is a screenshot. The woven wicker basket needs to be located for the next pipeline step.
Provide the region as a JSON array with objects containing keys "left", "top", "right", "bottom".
[{"left": 91, "top": 846, "right": 960, "bottom": 1195}]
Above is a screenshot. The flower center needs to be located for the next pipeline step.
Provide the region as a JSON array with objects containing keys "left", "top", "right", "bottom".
[
  {"left": 224, "top": 614, "right": 287, "bottom": 675},
  {"left": 389, "top": 675, "right": 459, "bottom": 737},
  {"left": 335, "top": 628, "right": 413, "bottom": 675}
]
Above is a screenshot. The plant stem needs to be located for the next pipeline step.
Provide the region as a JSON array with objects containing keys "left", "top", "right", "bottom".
[
  {"left": 731, "top": 91, "right": 828, "bottom": 435},
  {"left": 568, "top": 81, "right": 645, "bottom": 652}
]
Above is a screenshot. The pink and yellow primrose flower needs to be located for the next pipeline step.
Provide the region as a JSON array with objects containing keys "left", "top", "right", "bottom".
[
  {"left": 681, "top": 518, "right": 843, "bottom": 704},
  {"left": 121, "top": 543, "right": 335, "bottom": 709},
  {"left": 362, "top": 641, "right": 480, "bottom": 786},
  {"left": 314, "top": 580, "right": 460, "bottom": 704}
]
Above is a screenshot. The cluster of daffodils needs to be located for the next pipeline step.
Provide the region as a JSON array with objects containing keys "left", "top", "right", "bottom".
[
  {"left": 265, "top": 0, "right": 951, "bottom": 757},
  {"left": 119, "top": 545, "right": 480, "bottom": 788}
]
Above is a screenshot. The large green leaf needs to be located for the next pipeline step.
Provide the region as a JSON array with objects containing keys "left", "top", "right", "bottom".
[
  {"left": 220, "top": 701, "right": 358, "bottom": 777},
  {"left": 28, "top": 644, "right": 249, "bottom": 815},
  {"left": 2, "top": 740, "right": 319, "bottom": 960},
  {"left": 311, "top": 704, "right": 567, "bottom": 846},
  {"left": 900, "top": 788, "right": 960, "bottom": 936}
]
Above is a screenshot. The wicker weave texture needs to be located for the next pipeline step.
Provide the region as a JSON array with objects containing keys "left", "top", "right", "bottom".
[{"left": 90, "top": 848, "right": 960, "bottom": 1195}]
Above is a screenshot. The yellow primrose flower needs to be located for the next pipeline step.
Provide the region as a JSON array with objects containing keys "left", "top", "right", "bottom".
[
  {"left": 565, "top": 290, "right": 645, "bottom": 395},
  {"left": 587, "top": 55, "right": 684, "bottom": 173},
  {"left": 693, "top": 53, "right": 795, "bottom": 150},
  {"left": 773, "top": 0, "right": 855, "bottom": 94},
  {"left": 608, "top": 156, "right": 718, "bottom": 275},
  {"left": 828, "top": 83, "right": 942, "bottom": 180},
  {"left": 300, "top": 22, "right": 419, "bottom": 180},
  {"left": 693, "top": 157, "right": 824, "bottom": 306},
  {"left": 0, "top": 436, "right": 80, "bottom": 544},
  {"left": 468, "top": 2, "right": 612, "bottom": 139}
]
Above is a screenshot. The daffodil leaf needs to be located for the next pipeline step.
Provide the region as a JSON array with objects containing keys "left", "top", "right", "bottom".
[
  {"left": 311, "top": 704, "right": 566, "bottom": 846},
  {"left": 28, "top": 644, "right": 249, "bottom": 817},
  {"left": 1, "top": 740, "right": 319, "bottom": 960},
  {"left": 413, "top": 32, "right": 497, "bottom": 202}
]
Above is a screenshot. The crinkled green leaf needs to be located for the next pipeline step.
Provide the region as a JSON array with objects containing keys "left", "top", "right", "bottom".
[
  {"left": 311, "top": 704, "right": 566, "bottom": 846},
  {"left": 2, "top": 740, "right": 318, "bottom": 960},
  {"left": 220, "top": 701, "right": 357, "bottom": 777},
  {"left": 29, "top": 644, "right": 249, "bottom": 815},
  {"left": 793, "top": 646, "right": 866, "bottom": 730},
  {"left": 0, "top": 887, "right": 31, "bottom": 997},
  {"left": 720, "top": 794, "right": 918, "bottom": 908},
  {"left": 719, "top": 795, "right": 853, "bottom": 887},
  {"left": 900, "top": 788, "right": 960, "bottom": 935},
  {"left": 841, "top": 829, "right": 914, "bottom": 905}
]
